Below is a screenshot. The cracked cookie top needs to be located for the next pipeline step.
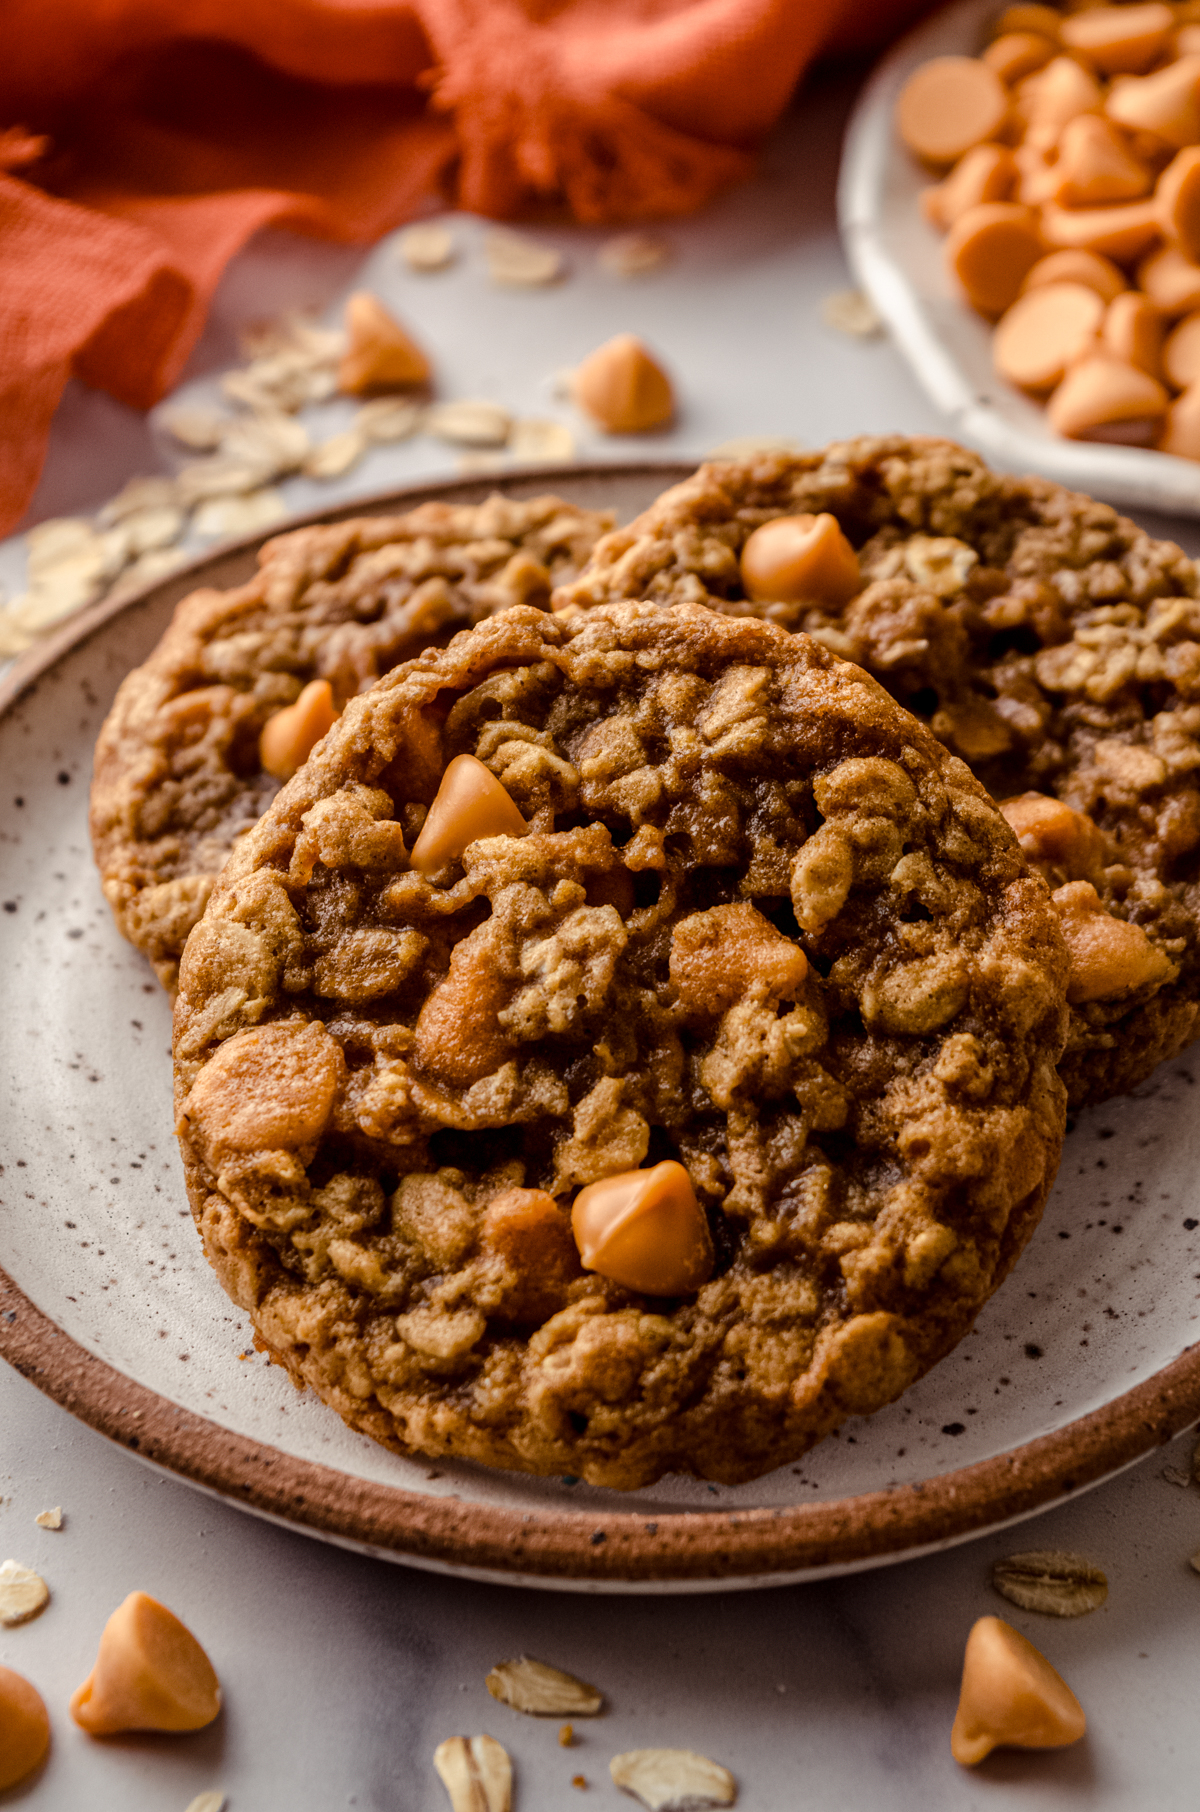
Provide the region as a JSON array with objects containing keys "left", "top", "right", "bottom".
[
  {"left": 556, "top": 436, "right": 1200, "bottom": 1104},
  {"left": 172, "top": 600, "right": 1068, "bottom": 1489},
  {"left": 90, "top": 492, "right": 609, "bottom": 991}
]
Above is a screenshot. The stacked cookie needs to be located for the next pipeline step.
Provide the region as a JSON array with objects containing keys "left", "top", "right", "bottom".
[
  {"left": 559, "top": 437, "right": 1200, "bottom": 1107},
  {"left": 91, "top": 441, "right": 1194, "bottom": 1485}
]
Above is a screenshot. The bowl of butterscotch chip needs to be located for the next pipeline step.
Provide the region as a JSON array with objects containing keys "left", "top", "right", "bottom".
[{"left": 840, "top": 0, "right": 1200, "bottom": 516}]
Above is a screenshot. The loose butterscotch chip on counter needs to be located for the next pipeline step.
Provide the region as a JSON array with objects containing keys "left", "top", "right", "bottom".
[
  {"left": 951, "top": 1616, "right": 1086, "bottom": 1767},
  {"left": 0, "top": 1665, "right": 50, "bottom": 1791},
  {"left": 70, "top": 1591, "right": 221, "bottom": 1735},
  {"left": 571, "top": 334, "right": 674, "bottom": 433},
  {"left": 171, "top": 593, "right": 1068, "bottom": 1488},
  {"left": 338, "top": 291, "right": 430, "bottom": 395}
]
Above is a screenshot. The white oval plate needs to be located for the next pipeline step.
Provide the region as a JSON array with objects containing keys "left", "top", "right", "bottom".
[
  {"left": 839, "top": 0, "right": 1200, "bottom": 517},
  {"left": 1, "top": 463, "right": 1199, "bottom": 1592}
]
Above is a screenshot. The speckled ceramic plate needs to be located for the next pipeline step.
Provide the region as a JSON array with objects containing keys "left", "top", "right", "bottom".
[
  {"left": 1, "top": 462, "right": 1199, "bottom": 1593},
  {"left": 839, "top": 0, "right": 1200, "bottom": 518}
]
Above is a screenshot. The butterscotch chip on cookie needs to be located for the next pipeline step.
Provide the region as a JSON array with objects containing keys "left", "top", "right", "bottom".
[
  {"left": 90, "top": 494, "right": 609, "bottom": 991},
  {"left": 172, "top": 601, "right": 1067, "bottom": 1488},
  {"left": 557, "top": 437, "right": 1200, "bottom": 1105}
]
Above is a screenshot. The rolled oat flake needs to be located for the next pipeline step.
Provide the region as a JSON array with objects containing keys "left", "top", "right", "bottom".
[
  {"left": 0, "top": 1558, "right": 49, "bottom": 1626},
  {"left": 610, "top": 1748, "right": 736, "bottom": 1811},
  {"left": 991, "top": 1549, "right": 1109, "bottom": 1617},
  {"left": 486, "top": 1655, "right": 603, "bottom": 1716}
]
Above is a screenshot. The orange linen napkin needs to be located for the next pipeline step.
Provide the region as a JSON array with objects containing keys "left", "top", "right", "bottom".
[{"left": 0, "top": 0, "right": 932, "bottom": 534}]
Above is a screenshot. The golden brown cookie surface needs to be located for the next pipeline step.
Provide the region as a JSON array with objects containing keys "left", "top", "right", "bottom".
[
  {"left": 90, "top": 494, "right": 609, "bottom": 991},
  {"left": 557, "top": 437, "right": 1200, "bottom": 1105},
  {"left": 172, "top": 601, "right": 1068, "bottom": 1488}
]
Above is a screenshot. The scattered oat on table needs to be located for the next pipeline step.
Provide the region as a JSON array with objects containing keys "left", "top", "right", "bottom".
[
  {"left": 599, "top": 232, "right": 671, "bottom": 278},
  {"left": 509, "top": 418, "right": 575, "bottom": 463},
  {"left": 34, "top": 1508, "right": 62, "bottom": 1531},
  {"left": 821, "top": 289, "right": 882, "bottom": 338},
  {"left": 427, "top": 399, "right": 512, "bottom": 446},
  {"left": 303, "top": 428, "right": 368, "bottom": 480},
  {"left": 434, "top": 1735, "right": 512, "bottom": 1812},
  {"left": 98, "top": 475, "right": 180, "bottom": 524},
  {"left": 175, "top": 454, "right": 274, "bottom": 506},
  {"left": 399, "top": 221, "right": 457, "bottom": 272},
  {"left": 355, "top": 397, "right": 423, "bottom": 444},
  {"left": 0, "top": 1560, "right": 49, "bottom": 1626},
  {"left": 1190, "top": 1548, "right": 1200, "bottom": 1576},
  {"left": 485, "top": 228, "right": 565, "bottom": 287},
  {"left": 220, "top": 410, "right": 311, "bottom": 475},
  {"left": 609, "top": 1748, "right": 736, "bottom": 1811},
  {"left": 191, "top": 489, "right": 288, "bottom": 540},
  {"left": 486, "top": 1657, "right": 603, "bottom": 1717},
  {"left": 1161, "top": 1463, "right": 1193, "bottom": 1488},
  {"left": 160, "top": 406, "right": 230, "bottom": 452},
  {"left": 991, "top": 1551, "right": 1108, "bottom": 1618}
]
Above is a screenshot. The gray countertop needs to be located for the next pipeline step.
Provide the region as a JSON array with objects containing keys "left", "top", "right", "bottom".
[{"left": 2, "top": 64, "right": 1199, "bottom": 1812}]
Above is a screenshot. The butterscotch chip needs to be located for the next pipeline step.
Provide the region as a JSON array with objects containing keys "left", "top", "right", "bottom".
[
  {"left": 172, "top": 599, "right": 1067, "bottom": 1488},
  {"left": 895, "top": 56, "right": 1009, "bottom": 166},
  {"left": 90, "top": 495, "right": 611, "bottom": 991},
  {"left": 555, "top": 436, "right": 1200, "bottom": 1107}
]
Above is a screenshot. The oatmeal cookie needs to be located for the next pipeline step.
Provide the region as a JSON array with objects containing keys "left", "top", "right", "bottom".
[
  {"left": 557, "top": 437, "right": 1200, "bottom": 1104},
  {"left": 91, "top": 493, "right": 609, "bottom": 991},
  {"left": 172, "top": 601, "right": 1068, "bottom": 1488}
]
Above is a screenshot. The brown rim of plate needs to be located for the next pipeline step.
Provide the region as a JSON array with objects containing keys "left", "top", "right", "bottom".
[{"left": 3, "top": 460, "right": 1199, "bottom": 1587}]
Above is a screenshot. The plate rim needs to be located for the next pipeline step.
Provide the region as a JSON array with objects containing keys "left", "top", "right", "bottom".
[
  {"left": 3, "top": 459, "right": 1200, "bottom": 1587},
  {"left": 837, "top": 0, "right": 1200, "bottom": 519}
]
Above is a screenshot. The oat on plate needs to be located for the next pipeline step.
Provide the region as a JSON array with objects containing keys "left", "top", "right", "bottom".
[{"left": 172, "top": 600, "right": 1067, "bottom": 1488}]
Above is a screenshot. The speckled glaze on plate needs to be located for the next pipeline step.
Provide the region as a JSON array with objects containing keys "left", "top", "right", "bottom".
[
  {"left": 1, "top": 462, "right": 1198, "bottom": 1592},
  {"left": 839, "top": 0, "right": 1200, "bottom": 519}
]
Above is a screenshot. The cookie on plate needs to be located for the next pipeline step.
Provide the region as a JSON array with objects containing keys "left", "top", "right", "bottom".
[
  {"left": 172, "top": 600, "right": 1068, "bottom": 1488},
  {"left": 90, "top": 493, "right": 610, "bottom": 991},
  {"left": 557, "top": 437, "right": 1200, "bottom": 1106}
]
